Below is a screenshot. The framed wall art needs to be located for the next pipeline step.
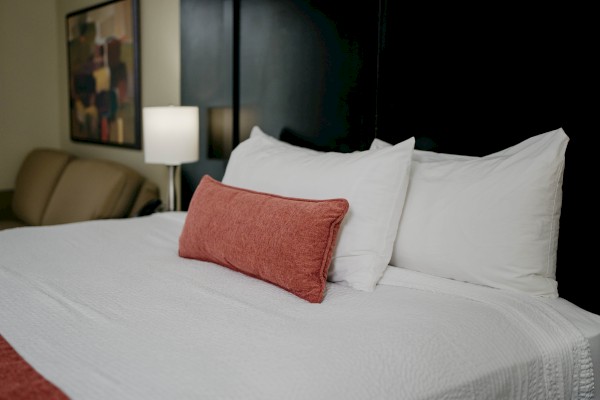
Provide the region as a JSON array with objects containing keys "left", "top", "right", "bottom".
[{"left": 66, "top": 0, "right": 141, "bottom": 149}]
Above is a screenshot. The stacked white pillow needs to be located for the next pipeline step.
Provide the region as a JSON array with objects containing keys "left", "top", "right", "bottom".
[
  {"left": 371, "top": 127, "right": 569, "bottom": 297},
  {"left": 221, "top": 125, "right": 568, "bottom": 297},
  {"left": 223, "top": 126, "right": 415, "bottom": 292}
]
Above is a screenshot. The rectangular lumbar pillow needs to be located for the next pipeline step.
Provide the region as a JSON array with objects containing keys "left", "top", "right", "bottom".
[
  {"left": 371, "top": 127, "right": 569, "bottom": 297},
  {"left": 222, "top": 126, "right": 415, "bottom": 292},
  {"left": 179, "top": 175, "right": 349, "bottom": 303}
]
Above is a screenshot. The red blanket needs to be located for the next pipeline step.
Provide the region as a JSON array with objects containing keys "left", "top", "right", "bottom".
[{"left": 0, "top": 335, "right": 68, "bottom": 400}]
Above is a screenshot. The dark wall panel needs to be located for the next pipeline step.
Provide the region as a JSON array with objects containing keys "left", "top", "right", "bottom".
[
  {"left": 376, "top": 3, "right": 598, "bottom": 313},
  {"left": 376, "top": 3, "right": 566, "bottom": 154},
  {"left": 239, "top": 0, "right": 380, "bottom": 152},
  {"left": 180, "top": 0, "right": 234, "bottom": 208},
  {"left": 181, "top": 0, "right": 380, "bottom": 207}
]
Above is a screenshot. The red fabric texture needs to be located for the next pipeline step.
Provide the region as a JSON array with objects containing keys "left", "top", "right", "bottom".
[
  {"left": 0, "top": 335, "right": 69, "bottom": 400},
  {"left": 179, "top": 175, "right": 349, "bottom": 303}
]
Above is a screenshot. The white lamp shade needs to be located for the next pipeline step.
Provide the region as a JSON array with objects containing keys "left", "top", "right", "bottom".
[{"left": 143, "top": 106, "right": 200, "bottom": 165}]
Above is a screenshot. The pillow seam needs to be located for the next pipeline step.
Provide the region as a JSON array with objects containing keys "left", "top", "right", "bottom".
[{"left": 546, "top": 157, "right": 566, "bottom": 279}]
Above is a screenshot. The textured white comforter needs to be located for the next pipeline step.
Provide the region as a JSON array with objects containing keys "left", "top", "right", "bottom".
[{"left": 0, "top": 212, "right": 595, "bottom": 399}]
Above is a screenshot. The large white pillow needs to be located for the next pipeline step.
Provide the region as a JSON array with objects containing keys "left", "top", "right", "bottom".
[
  {"left": 371, "top": 128, "right": 569, "bottom": 297},
  {"left": 223, "top": 126, "right": 415, "bottom": 291}
]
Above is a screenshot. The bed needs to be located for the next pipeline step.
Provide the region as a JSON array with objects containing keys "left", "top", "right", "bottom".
[{"left": 1, "top": 124, "right": 599, "bottom": 399}]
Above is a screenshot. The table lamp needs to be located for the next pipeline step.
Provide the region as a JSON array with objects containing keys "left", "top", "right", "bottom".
[{"left": 143, "top": 106, "right": 199, "bottom": 211}]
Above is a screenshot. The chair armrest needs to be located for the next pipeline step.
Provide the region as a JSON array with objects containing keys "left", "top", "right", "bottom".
[
  {"left": 129, "top": 180, "right": 160, "bottom": 217},
  {"left": 135, "top": 198, "right": 163, "bottom": 217}
]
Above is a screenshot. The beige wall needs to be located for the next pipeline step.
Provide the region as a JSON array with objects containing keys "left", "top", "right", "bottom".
[
  {"left": 0, "top": 0, "right": 180, "bottom": 206},
  {"left": 0, "top": 0, "right": 61, "bottom": 190}
]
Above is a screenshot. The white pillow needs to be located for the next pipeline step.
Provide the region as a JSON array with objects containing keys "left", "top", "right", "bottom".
[
  {"left": 371, "top": 128, "right": 569, "bottom": 297},
  {"left": 223, "top": 126, "right": 415, "bottom": 291}
]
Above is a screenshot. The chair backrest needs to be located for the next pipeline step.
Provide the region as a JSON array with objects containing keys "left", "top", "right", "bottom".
[
  {"left": 40, "top": 158, "right": 145, "bottom": 226},
  {"left": 11, "top": 148, "right": 160, "bottom": 227},
  {"left": 12, "top": 149, "right": 73, "bottom": 225}
]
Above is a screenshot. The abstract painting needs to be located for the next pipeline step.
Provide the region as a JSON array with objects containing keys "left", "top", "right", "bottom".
[{"left": 66, "top": 0, "right": 140, "bottom": 149}]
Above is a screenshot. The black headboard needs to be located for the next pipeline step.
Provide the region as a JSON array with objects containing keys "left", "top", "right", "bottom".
[{"left": 181, "top": 0, "right": 597, "bottom": 314}]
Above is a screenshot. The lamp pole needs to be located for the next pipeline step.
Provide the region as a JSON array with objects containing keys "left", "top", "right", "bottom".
[{"left": 167, "top": 164, "right": 177, "bottom": 211}]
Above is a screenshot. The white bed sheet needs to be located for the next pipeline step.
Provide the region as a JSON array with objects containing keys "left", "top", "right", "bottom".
[
  {"left": 0, "top": 212, "right": 596, "bottom": 400},
  {"left": 550, "top": 297, "right": 600, "bottom": 400},
  {"left": 379, "top": 267, "right": 600, "bottom": 400}
]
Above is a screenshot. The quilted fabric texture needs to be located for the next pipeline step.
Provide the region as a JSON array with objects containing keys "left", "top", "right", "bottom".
[{"left": 179, "top": 175, "right": 349, "bottom": 303}]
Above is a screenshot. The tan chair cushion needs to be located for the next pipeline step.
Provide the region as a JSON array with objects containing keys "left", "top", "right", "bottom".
[
  {"left": 12, "top": 149, "right": 73, "bottom": 225},
  {"left": 41, "top": 159, "right": 144, "bottom": 226}
]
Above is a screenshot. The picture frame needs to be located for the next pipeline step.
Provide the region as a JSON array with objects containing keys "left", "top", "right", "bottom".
[{"left": 66, "top": 0, "right": 141, "bottom": 149}]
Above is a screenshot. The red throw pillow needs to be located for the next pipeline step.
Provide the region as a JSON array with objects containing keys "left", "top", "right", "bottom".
[{"left": 179, "top": 175, "right": 349, "bottom": 303}]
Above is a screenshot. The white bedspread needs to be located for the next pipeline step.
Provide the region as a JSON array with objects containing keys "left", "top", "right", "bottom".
[{"left": 0, "top": 212, "right": 595, "bottom": 400}]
